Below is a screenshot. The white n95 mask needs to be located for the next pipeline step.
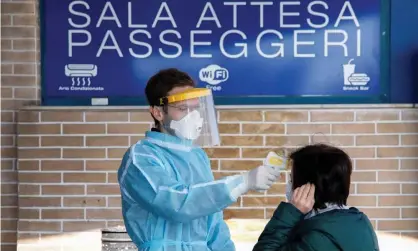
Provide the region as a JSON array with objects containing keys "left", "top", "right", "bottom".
[{"left": 170, "top": 110, "right": 203, "bottom": 140}]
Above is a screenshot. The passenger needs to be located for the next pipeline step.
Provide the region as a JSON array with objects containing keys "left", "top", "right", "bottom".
[{"left": 253, "top": 143, "right": 380, "bottom": 251}]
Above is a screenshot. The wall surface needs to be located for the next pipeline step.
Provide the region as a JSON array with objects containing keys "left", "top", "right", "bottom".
[
  {"left": 1, "top": 0, "right": 418, "bottom": 251},
  {"left": 1, "top": 0, "right": 40, "bottom": 250},
  {"left": 14, "top": 107, "right": 418, "bottom": 250}
]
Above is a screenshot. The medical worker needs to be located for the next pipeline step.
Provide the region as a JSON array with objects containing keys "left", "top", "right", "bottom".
[{"left": 117, "top": 68, "right": 282, "bottom": 251}]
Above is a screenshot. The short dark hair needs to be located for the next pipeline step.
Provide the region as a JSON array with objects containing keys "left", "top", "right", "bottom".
[
  {"left": 145, "top": 68, "right": 195, "bottom": 106},
  {"left": 145, "top": 68, "right": 195, "bottom": 126},
  {"left": 289, "top": 143, "right": 352, "bottom": 210}
]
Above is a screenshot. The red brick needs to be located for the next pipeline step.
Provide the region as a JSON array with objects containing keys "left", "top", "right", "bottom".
[
  {"left": 85, "top": 112, "right": 129, "bottom": 122},
  {"left": 243, "top": 196, "right": 285, "bottom": 207},
  {"left": 18, "top": 124, "right": 60, "bottom": 134},
  {"left": 14, "top": 87, "right": 37, "bottom": 99},
  {"left": 287, "top": 124, "right": 331, "bottom": 134},
  {"left": 356, "top": 135, "right": 399, "bottom": 146},
  {"left": 86, "top": 136, "right": 129, "bottom": 147},
  {"left": 347, "top": 195, "right": 376, "bottom": 207},
  {"left": 221, "top": 136, "right": 263, "bottom": 146},
  {"left": 41, "top": 111, "right": 83, "bottom": 122},
  {"left": 265, "top": 136, "right": 309, "bottom": 147},
  {"left": 18, "top": 184, "right": 40, "bottom": 195},
  {"left": 378, "top": 171, "right": 418, "bottom": 182},
  {"left": 86, "top": 209, "right": 122, "bottom": 220},
  {"left": 379, "top": 196, "right": 418, "bottom": 206},
  {"left": 378, "top": 220, "right": 418, "bottom": 231},
  {"left": 62, "top": 148, "right": 106, "bottom": 158},
  {"left": 1, "top": 15, "right": 12, "bottom": 26},
  {"left": 107, "top": 196, "right": 121, "bottom": 207},
  {"left": 13, "top": 15, "right": 37, "bottom": 26},
  {"left": 356, "top": 111, "right": 399, "bottom": 121},
  {"left": 42, "top": 209, "right": 84, "bottom": 219},
  {"left": 351, "top": 171, "right": 377, "bottom": 182},
  {"left": 224, "top": 209, "right": 264, "bottom": 219},
  {"left": 1, "top": 135, "right": 14, "bottom": 146},
  {"left": 19, "top": 209, "right": 40, "bottom": 219},
  {"left": 107, "top": 173, "right": 118, "bottom": 183},
  {"left": 63, "top": 124, "right": 105, "bottom": 134},
  {"left": 64, "top": 173, "right": 106, "bottom": 183},
  {"left": 107, "top": 148, "right": 127, "bottom": 158},
  {"left": 41, "top": 160, "right": 84, "bottom": 171},
  {"left": 41, "top": 136, "right": 83, "bottom": 147},
  {"left": 219, "top": 111, "right": 262, "bottom": 121},
  {"left": 1, "top": 147, "right": 16, "bottom": 158},
  {"left": 1, "top": 183, "right": 17, "bottom": 194},
  {"left": 1, "top": 111, "right": 14, "bottom": 123},
  {"left": 377, "top": 147, "right": 418, "bottom": 158},
  {"left": 357, "top": 183, "right": 400, "bottom": 194},
  {"left": 204, "top": 148, "right": 240, "bottom": 158},
  {"left": 18, "top": 111, "right": 39, "bottom": 123},
  {"left": 242, "top": 124, "right": 284, "bottom": 134},
  {"left": 87, "top": 185, "right": 120, "bottom": 195},
  {"left": 402, "top": 184, "right": 418, "bottom": 194},
  {"left": 265, "top": 111, "right": 308, "bottom": 122},
  {"left": 14, "top": 64, "right": 36, "bottom": 75},
  {"left": 1, "top": 75, "right": 36, "bottom": 86},
  {"left": 2, "top": 27, "right": 35, "bottom": 39},
  {"left": 377, "top": 123, "right": 418, "bottom": 133},
  {"left": 63, "top": 197, "right": 106, "bottom": 207},
  {"left": 107, "top": 123, "right": 149, "bottom": 134},
  {"left": 401, "top": 110, "right": 418, "bottom": 121},
  {"left": 63, "top": 221, "right": 106, "bottom": 232},
  {"left": 130, "top": 112, "right": 152, "bottom": 122},
  {"left": 85, "top": 160, "right": 120, "bottom": 171},
  {"left": 18, "top": 160, "right": 39, "bottom": 170},
  {"left": 18, "top": 197, "right": 61, "bottom": 207},
  {"left": 218, "top": 123, "right": 240, "bottom": 134},
  {"left": 332, "top": 123, "right": 375, "bottom": 134},
  {"left": 41, "top": 185, "right": 85, "bottom": 195},
  {"left": 17, "top": 136, "right": 39, "bottom": 147},
  {"left": 355, "top": 159, "right": 399, "bottom": 170},
  {"left": 2, "top": 51, "right": 36, "bottom": 63},
  {"left": 18, "top": 173, "right": 61, "bottom": 183},
  {"left": 2, "top": 3, "right": 35, "bottom": 13},
  {"left": 1, "top": 88, "right": 13, "bottom": 100},
  {"left": 400, "top": 159, "right": 418, "bottom": 170},
  {"left": 19, "top": 221, "right": 61, "bottom": 232},
  {"left": 1, "top": 160, "right": 14, "bottom": 170},
  {"left": 310, "top": 111, "right": 354, "bottom": 122}
]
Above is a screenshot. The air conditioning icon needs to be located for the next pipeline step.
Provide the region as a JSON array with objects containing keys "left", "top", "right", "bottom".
[{"left": 64, "top": 64, "right": 98, "bottom": 86}]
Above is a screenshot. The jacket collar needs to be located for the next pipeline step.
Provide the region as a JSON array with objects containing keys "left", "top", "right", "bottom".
[
  {"left": 145, "top": 129, "right": 195, "bottom": 152},
  {"left": 304, "top": 203, "right": 349, "bottom": 219}
]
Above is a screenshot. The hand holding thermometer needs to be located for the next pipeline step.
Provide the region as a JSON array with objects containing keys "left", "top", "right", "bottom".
[{"left": 253, "top": 151, "right": 287, "bottom": 193}]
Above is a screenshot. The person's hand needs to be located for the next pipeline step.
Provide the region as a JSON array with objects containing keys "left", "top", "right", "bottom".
[
  {"left": 244, "top": 165, "right": 281, "bottom": 191},
  {"left": 290, "top": 183, "right": 315, "bottom": 214}
]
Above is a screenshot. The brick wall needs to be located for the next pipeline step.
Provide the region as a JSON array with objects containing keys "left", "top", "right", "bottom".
[
  {"left": 1, "top": 0, "right": 40, "bottom": 250},
  {"left": 15, "top": 107, "right": 418, "bottom": 250},
  {"left": 2, "top": 0, "right": 418, "bottom": 251}
]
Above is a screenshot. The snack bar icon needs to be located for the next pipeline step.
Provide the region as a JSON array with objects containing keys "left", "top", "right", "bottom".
[
  {"left": 64, "top": 64, "right": 98, "bottom": 86},
  {"left": 342, "top": 59, "right": 370, "bottom": 86}
]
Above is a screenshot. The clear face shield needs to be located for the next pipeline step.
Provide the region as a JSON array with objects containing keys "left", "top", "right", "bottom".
[{"left": 159, "top": 88, "right": 220, "bottom": 147}]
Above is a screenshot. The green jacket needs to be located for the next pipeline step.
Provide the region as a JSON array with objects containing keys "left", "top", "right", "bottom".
[{"left": 253, "top": 202, "right": 379, "bottom": 251}]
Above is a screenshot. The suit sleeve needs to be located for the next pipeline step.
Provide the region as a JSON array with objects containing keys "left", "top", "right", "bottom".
[{"left": 118, "top": 146, "right": 245, "bottom": 223}]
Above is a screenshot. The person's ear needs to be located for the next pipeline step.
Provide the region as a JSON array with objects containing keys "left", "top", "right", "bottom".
[{"left": 150, "top": 106, "right": 164, "bottom": 122}]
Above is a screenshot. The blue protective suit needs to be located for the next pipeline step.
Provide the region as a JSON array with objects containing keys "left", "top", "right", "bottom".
[{"left": 118, "top": 130, "right": 245, "bottom": 251}]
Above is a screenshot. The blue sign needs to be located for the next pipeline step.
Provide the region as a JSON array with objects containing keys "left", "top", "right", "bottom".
[{"left": 40, "top": 0, "right": 389, "bottom": 105}]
